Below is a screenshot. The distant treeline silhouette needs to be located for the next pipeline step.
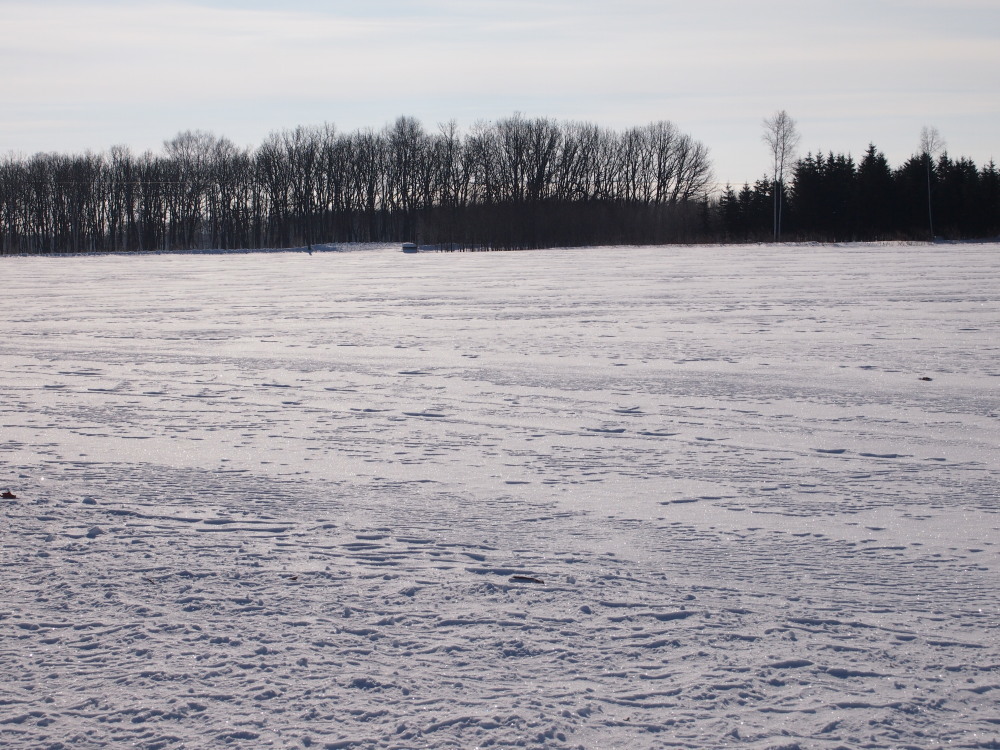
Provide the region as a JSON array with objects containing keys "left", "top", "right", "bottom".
[
  {"left": 720, "top": 145, "right": 1000, "bottom": 242},
  {"left": 1, "top": 117, "right": 997, "bottom": 254},
  {"left": 0, "top": 115, "right": 712, "bottom": 254}
]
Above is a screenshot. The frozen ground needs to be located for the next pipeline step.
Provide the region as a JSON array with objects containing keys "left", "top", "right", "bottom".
[{"left": 1, "top": 242, "right": 998, "bottom": 750}]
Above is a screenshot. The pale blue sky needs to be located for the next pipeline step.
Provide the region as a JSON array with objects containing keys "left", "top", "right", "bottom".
[{"left": 3, "top": 0, "right": 998, "bottom": 186}]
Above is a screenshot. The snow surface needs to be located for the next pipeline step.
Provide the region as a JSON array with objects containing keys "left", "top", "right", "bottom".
[{"left": 1, "top": 242, "right": 998, "bottom": 750}]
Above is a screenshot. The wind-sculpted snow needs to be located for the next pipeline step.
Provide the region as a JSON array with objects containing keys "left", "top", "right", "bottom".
[{"left": 1, "top": 243, "right": 998, "bottom": 749}]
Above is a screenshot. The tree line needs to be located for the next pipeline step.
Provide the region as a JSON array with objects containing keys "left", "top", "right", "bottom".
[
  {"left": 0, "top": 115, "right": 713, "bottom": 254},
  {"left": 2, "top": 114, "right": 997, "bottom": 255},
  {"left": 720, "top": 144, "right": 1000, "bottom": 243}
]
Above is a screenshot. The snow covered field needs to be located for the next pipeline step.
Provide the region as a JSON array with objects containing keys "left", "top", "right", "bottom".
[{"left": 1, "top": 242, "right": 998, "bottom": 750}]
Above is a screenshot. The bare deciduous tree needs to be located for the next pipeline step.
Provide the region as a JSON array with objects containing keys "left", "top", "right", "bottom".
[
  {"left": 920, "top": 126, "right": 945, "bottom": 239},
  {"left": 0, "top": 114, "right": 721, "bottom": 253},
  {"left": 762, "top": 110, "right": 800, "bottom": 241}
]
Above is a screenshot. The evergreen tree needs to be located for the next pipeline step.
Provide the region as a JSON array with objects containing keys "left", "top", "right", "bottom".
[
  {"left": 978, "top": 161, "right": 1000, "bottom": 237},
  {"left": 856, "top": 144, "right": 894, "bottom": 239},
  {"left": 717, "top": 184, "right": 741, "bottom": 240},
  {"left": 789, "top": 152, "right": 824, "bottom": 238},
  {"left": 894, "top": 156, "right": 931, "bottom": 238},
  {"left": 936, "top": 155, "right": 979, "bottom": 238},
  {"left": 824, "top": 152, "right": 857, "bottom": 240}
]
